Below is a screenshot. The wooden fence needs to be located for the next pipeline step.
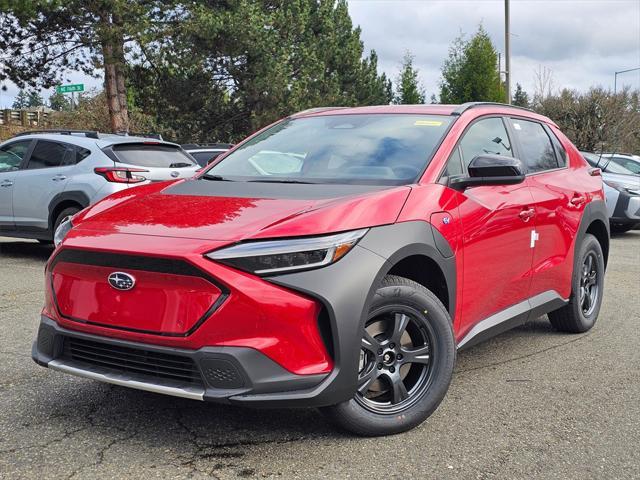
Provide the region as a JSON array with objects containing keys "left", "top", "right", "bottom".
[{"left": 0, "top": 109, "right": 51, "bottom": 127}]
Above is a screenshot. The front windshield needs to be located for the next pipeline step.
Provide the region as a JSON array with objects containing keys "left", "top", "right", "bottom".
[{"left": 206, "top": 114, "right": 453, "bottom": 185}]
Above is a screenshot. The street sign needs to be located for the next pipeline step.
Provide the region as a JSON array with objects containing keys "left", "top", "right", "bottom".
[{"left": 56, "top": 84, "right": 84, "bottom": 94}]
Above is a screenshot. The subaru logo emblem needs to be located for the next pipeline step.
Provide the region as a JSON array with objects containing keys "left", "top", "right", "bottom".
[
  {"left": 108, "top": 272, "right": 136, "bottom": 291},
  {"left": 170, "top": 171, "right": 180, "bottom": 178}
]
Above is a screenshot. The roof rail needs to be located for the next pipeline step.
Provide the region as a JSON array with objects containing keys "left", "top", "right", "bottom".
[
  {"left": 14, "top": 129, "right": 99, "bottom": 139},
  {"left": 290, "top": 106, "right": 349, "bottom": 117},
  {"left": 114, "top": 131, "right": 164, "bottom": 141},
  {"left": 452, "top": 102, "right": 536, "bottom": 116}
]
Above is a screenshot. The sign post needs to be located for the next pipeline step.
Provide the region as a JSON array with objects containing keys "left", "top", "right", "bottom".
[{"left": 55, "top": 84, "right": 84, "bottom": 110}]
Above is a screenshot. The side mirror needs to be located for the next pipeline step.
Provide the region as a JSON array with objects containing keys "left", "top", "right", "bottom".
[{"left": 449, "top": 154, "right": 525, "bottom": 191}]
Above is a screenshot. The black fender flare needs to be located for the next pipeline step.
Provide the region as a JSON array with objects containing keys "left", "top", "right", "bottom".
[
  {"left": 238, "top": 221, "right": 456, "bottom": 407},
  {"left": 48, "top": 191, "right": 90, "bottom": 231},
  {"left": 576, "top": 199, "right": 610, "bottom": 268}
]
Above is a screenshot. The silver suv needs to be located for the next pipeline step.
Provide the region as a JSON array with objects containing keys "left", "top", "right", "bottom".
[{"left": 0, "top": 130, "right": 200, "bottom": 242}]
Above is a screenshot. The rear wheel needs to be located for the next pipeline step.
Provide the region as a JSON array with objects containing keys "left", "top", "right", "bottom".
[
  {"left": 548, "top": 233, "right": 604, "bottom": 333},
  {"left": 53, "top": 207, "right": 80, "bottom": 236},
  {"left": 321, "top": 275, "right": 455, "bottom": 436}
]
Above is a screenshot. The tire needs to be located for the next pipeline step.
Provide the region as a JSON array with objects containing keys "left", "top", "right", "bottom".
[
  {"left": 548, "top": 233, "right": 604, "bottom": 333},
  {"left": 320, "top": 275, "right": 456, "bottom": 436},
  {"left": 53, "top": 207, "right": 80, "bottom": 235},
  {"left": 610, "top": 223, "right": 636, "bottom": 234},
  {"left": 37, "top": 239, "right": 53, "bottom": 245}
]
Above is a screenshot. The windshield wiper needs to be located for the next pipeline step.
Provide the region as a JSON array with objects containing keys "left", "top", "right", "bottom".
[
  {"left": 248, "top": 178, "right": 315, "bottom": 184},
  {"left": 201, "top": 174, "right": 233, "bottom": 181}
]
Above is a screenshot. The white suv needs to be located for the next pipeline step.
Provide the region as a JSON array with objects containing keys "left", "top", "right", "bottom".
[{"left": 0, "top": 130, "right": 200, "bottom": 242}]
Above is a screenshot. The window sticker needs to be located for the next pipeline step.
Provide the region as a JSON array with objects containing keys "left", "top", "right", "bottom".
[
  {"left": 513, "top": 122, "right": 522, "bottom": 130},
  {"left": 414, "top": 120, "right": 443, "bottom": 126}
]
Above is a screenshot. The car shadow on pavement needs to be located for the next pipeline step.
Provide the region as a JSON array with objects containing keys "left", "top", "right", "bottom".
[
  {"left": 17, "top": 377, "right": 345, "bottom": 468},
  {"left": 0, "top": 239, "right": 54, "bottom": 261}
]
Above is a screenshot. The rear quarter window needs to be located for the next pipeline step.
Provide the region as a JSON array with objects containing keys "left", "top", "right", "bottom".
[{"left": 111, "top": 144, "right": 197, "bottom": 168}]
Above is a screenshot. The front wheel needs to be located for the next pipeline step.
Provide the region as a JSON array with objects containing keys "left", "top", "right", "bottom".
[{"left": 320, "top": 275, "right": 455, "bottom": 436}]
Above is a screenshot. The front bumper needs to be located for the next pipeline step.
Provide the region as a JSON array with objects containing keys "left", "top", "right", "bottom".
[
  {"left": 610, "top": 190, "right": 640, "bottom": 224},
  {"left": 33, "top": 315, "right": 326, "bottom": 404},
  {"left": 35, "top": 221, "right": 455, "bottom": 407}
]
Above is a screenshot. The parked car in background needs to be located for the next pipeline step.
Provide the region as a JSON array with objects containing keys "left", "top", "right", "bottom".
[
  {"left": 35, "top": 103, "right": 610, "bottom": 436},
  {"left": 582, "top": 151, "right": 640, "bottom": 233},
  {"left": 601, "top": 153, "right": 640, "bottom": 175},
  {"left": 0, "top": 130, "right": 199, "bottom": 242},
  {"left": 182, "top": 143, "right": 233, "bottom": 167}
]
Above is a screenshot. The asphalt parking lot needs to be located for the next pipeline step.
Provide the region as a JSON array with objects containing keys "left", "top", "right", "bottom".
[{"left": 0, "top": 233, "right": 638, "bottom": 480}]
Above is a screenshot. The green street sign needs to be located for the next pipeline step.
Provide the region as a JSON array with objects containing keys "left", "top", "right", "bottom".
[{"left": 56, "top": 84, "right": 84, "bottom": 94}]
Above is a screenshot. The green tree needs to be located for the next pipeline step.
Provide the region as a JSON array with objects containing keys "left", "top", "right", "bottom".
[
  {"left": 439, "top": 26, "right": 504, "bottom": 103},
  {"left": 0, "top": 1, "right": 180, "bottom": 132},
  {"left": 393, "top": 52, "right": 425, "bottom": 104},
  {"left": 533, "top": 87, "right": 640, "bottom": 153},
  {"left": 12, "top": 90, "right": 29, "bottom": 109},
  {"left": 129, "top": 0, "right": 392, "bottom": 142},
  {"left": 512, "top": 83, "right": 530, "bottom": 108},
  {"left": 27, "top": 91, "right": 43, "bottom": 108},
  {"left": 49, "top": 91, "right": 71, "bottom": 111}
]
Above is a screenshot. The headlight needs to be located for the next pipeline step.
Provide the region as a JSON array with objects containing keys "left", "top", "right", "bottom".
[
  {"left": 53, "top": 217, "right": 74, "bottom": 247},
  {"left": 206, "top": 228, "right": 368, "bottom": 275},
  {"left": 604, "top": 179, "right": 640, "bottom": 196}
]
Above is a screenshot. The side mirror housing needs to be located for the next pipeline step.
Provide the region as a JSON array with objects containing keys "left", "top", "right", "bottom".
[{"left": 449, "top": 154, "right": 525, "bottom": 191}]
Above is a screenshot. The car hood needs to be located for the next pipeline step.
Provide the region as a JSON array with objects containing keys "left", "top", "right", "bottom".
[
  {"left": 601, "top": 171, "right": 640, "bottom": 186},
  {"left": 74, "top": 179, "right": 412, "bottom": 242}
]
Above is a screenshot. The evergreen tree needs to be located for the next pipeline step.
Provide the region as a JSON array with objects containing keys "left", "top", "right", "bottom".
[
  {"left": 49, "top": 91, "right": 71, "bottom": 111},
  {"left": 512, "top": 83, "right": 530, "bottom": 108},
  {"left": 27, "top": 91, "right": 43, "bottom": 108},
  {"left": 12, "top": 90, "right": 29, "bottom": 109},
  {"left": 0, "top": 1, "right": 182, "bottom": 132},
  {"left": 439, "top": 26, "right": 504, "bottom": 103},
  {"left": 129, "top": 0, "right": 393, "bottom": 142},
  {"left": 393, "top": 52, "right": 425, "bottom": 104}
]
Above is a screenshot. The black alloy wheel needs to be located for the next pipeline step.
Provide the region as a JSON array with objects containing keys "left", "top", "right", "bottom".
[{"left": 357, "top": 307, "right": 435, "bottom": 414}]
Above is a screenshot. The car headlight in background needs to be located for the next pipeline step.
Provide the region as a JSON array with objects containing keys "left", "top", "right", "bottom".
[
  {"left": 53, "top": 217, "right": 74, "bottom": 248},
  {"left": 604, "top": 179, "right": 640, "bottom": 196},
  {"left": 206, "top": 228, "right": 368, "bottom": 275}
]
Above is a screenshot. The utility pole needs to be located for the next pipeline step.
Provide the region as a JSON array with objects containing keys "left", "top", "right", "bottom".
[{"left": 505, "top": 0, "right": 511, "bottom": 104}]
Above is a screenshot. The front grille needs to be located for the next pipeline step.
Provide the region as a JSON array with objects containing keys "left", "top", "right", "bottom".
[{"left": 62, "top": 337, "right": 203, "bottom": 386}]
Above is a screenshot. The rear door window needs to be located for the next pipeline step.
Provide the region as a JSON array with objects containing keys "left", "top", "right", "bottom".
[
  {"left": 0, "top": 140, "right": 32, "bottom": 172},
  {"left": 509, "top": 119, "right": 559, "bottom": 173},
  {"left": 112, "top": 144, "right": 197, "bottom": 168},
  {"left": 26, "top": 140, "right": 75, "bottom": 169}
]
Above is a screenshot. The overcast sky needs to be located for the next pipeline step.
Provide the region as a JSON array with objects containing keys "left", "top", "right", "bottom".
[
  {"left": 1, "top": 0, "right": 638, "bottom": 108},
  {"left": 350, "top": 0, "right": 640, "bottom": 98}
]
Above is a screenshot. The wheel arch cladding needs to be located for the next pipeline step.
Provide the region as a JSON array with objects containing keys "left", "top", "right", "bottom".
[
  {"left": 386, "top": 255, "right": 450, "bottom": 317},
  {"left": 264, "top": 221, "right": 456, "bottom": 406},
  {"left": 579, "top": 200, "right": 610, "bottom": 269},
  {"left": 49, "top": 191, "right": 90, "bottom": 230},
  {"left": 359, "top": 221, "right": 456, "bottom": 319}
]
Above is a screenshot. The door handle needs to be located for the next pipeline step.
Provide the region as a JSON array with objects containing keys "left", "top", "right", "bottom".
[
  {"left": 519, "top": 208, "right": 535, "bottom": 222},
  {"left": 0, "top": 180, "right": 13, "bottom": 187},
  {"left": 52, "top": 175, "right": 67, "bottom": 182},
  {"left": 570, "top": 195, "right": 586, "bottom": 207}
]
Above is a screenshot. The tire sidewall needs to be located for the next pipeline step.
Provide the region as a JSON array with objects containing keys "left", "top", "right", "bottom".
[
  {"left": 571, "top": 234, "right": 605, "bottom": 329},
  {"left": 54, "top": 207, "right": 80, "bottom": 233},
  {"left": 328, "top": 279, "right": 456, "bottom": 436}
]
